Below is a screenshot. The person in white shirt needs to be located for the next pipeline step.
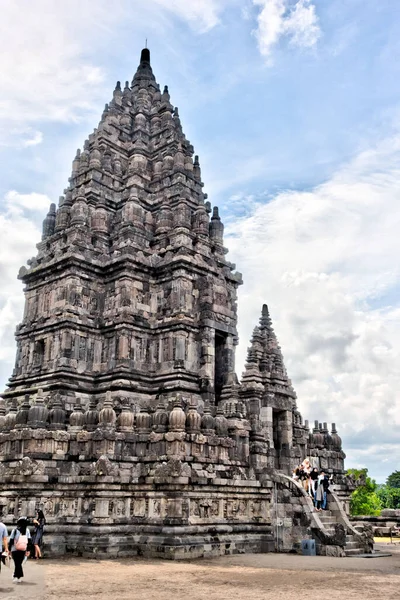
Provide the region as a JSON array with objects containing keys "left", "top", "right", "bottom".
[{"left": 9, "top": 517, "right": 31, "bottom": 583}]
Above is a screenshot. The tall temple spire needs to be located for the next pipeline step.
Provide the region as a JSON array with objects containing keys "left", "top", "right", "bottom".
[
  {"left": 6, "top": 47, "right": 242, "bottom": 410},
  {"left": 0, "top": 46, "right": 350, "bottom": 563},
  {"left": 242, "top": 304, "right": 296, "bottom": 402}
]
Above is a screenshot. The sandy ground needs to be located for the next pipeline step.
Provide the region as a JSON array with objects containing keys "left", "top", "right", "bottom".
[{"left": 0, "top": 543, "right": 399, "bottom": 600}]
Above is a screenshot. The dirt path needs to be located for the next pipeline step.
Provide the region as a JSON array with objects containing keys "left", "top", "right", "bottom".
[{"left": 4, "top": 545, "right": 400, "bottom": 600}]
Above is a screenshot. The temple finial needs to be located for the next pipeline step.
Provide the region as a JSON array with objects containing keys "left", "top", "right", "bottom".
[
  {"left": 132, "top": 47, "right": 154, "bottom": 85},
  {"left": 140, "top": 47, "right": 150, "bottom": 64}
]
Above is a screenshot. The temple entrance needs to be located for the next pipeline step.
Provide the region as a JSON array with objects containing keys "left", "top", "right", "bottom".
[
  {"left": 214, "top": 331, "right": 228, "bottom": 404},
  {"left": 273, "top": 409, "right": 292, "bottom": 471},
  {"left": 273, "top": 409, "right": 283, "bottom": 453}
]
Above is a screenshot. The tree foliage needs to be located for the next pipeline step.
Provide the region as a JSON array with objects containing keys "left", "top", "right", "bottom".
[
  {"left": 386, "top": 470, "right": 400, "bottom": 489},
  {"left": 377, "top": 485, "right": 400, "bottom": 509},
  {"left": 347, "top": 468, "right": 382, "bottom": 516}
]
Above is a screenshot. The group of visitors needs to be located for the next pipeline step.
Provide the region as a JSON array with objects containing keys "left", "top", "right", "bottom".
[
  {"left": 0, "top": 510, "right": 45, "bottom": 583},
  {"left": 292, "top": 458, "right": 333, "bottom": 511}
]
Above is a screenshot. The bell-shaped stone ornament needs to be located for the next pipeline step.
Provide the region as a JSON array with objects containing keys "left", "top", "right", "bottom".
[
  {"left": 28, "top": 390, "right": 49, "bottom": 429},
  {"left": 15, "top": 394, "right": 31, "bottom": 429},
  {"left": 153, "top": 399, "right": 169, "bottom": 433},
  {"left": 85, "top": 397, "right": 99, "bottom": 432},
  {"left": 98, "top": 391, "right": 117, "bottom": 428},
  {"left": 331, "top": 423, "right": 342, "bottom": 449},
  {"left": 169, "top": 396, "right": 186, "bottom": 432},
  {"left": 186, "top": 401, "right": 201, "bottom": 433},
  {"left": 201, "top": 402, "right": 215, "bottom": 434},
  {"left": 136, "top": 404, "right": 152, "bottom": 433},
  {"left": 69, "top": 399, "right": 85, "bottom": 432},
  {"left": 4, "top": 398, "right": 18, "bottom": 431},
  {"left": 214, "top": 405, "right": 229, "bottom": 437},
  {"left": 117, "top": 398, "right": 134, "bottom": 432},
  {"left": 49, "top": 393, "right": 66, "bottom": 431}
]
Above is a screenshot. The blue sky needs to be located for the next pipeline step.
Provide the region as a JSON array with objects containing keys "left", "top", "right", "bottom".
[{"left": 1, "top": 0, "right": 400, "bottom": 483}]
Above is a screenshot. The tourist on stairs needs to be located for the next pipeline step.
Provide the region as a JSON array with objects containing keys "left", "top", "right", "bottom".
[
  {"left": 310, "top": 467, "right": 319, "bottom": 504},
  {"left": 315, "top": 473, "right": 324, "bottom": 511},
  {"left": 321, "top": 473, "right": 333, "bottom": 510},
  {"left": 301, "top": 458, "right": 312, "bottom": 493}
]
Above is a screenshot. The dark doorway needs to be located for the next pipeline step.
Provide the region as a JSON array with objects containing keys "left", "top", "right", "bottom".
[
  {"left": 33, "top": 339, "right": 45, "bottom": 368},
  {"left": 273, "top": 409, "right": 283, "bottom": 453},
  {"left": 214, "top": 331, "right": 228, "bottom": 404}
]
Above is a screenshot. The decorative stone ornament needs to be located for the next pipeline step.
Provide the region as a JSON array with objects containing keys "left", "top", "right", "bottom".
[
  {"left": 49, "top": 393, "right": 66, "bottom": 430},
  {"left": 28, "top": 389, "right": 48, "bottom": 429},
  {"left": 15, "top": 394, "right": 31, "bottom": 429},
  {"left": 136, "top": 405, "right": 152, "bottom": 433},
  {"left": 85, "top": 397, "right": 99, "bottom": 432},
  {"left": 117, "top": 397, "right": 134, "bottom": 432},
  {"left": 186, "top": 401, "right": 201, "bottom": 433},
  {"left": 153, "top": 399, "right": 169, "bottom": 433},
  {"left": 69, "top": 399, "right": 85, "bottom": 432},
  {"left": 169, "top": 397, "right": 186, "bottom": 432},
  {"left": 201, "top": 402, "right": 215, "bottom": 434},
  {"left": 98, "top": 391, "right": 116, "bottom": 428}
]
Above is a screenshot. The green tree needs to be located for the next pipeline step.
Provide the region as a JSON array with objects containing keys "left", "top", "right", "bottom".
[
  {"left": 386, "top": 470, "right": 400, "bottom": 489},
  {"left": 377, "top": 484, "right": 400, "bottom": 509},
  {"left": 347, "top": 468, "right": 382, "bottom": 516}
]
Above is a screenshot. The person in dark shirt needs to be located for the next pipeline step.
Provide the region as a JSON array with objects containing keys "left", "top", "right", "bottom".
[
  {"left": 32, "top": 510, "right": 46, "bottom": 559},
  {"left": 310, "top": 467, "right": 319, "bottom": 505},
  {"left": 321, "top": 473, "right": 333, "bottom": 510}
]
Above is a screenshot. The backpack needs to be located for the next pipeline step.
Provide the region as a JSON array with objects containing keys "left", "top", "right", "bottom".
[{"left": 14, "top": 533, "right": 28, "bottom": 551}]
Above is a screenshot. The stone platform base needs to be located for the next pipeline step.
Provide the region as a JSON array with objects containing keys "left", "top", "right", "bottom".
[{"left": 42, "top": 524, "right": 274, "bottom": 559}]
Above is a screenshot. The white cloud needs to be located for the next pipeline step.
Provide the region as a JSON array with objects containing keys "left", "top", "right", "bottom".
[
  {"left": 5, "top": 191, "right": 51, "bottom": 214},
  {"left": 151, "top": 0, "right": 225, "bottom": 32},
  {"left": 226, "top": 134, "right": 400, "bottom": 481},
  {"left": 253, "top": 0, "right": 321, "bottom": 62},
  {"left": 0, "top": 194, "right": 41, "bottom": 372},
  {"left": 0, "top": 0, "right": 226, "bottom": 146},
  {"left": 22, "top": 130, "right": 44, "bottom": 148}
]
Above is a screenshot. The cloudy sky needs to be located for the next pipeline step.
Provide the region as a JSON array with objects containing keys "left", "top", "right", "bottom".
[{"left": 1, "top": 0, "right": 399, "bottom": 482}]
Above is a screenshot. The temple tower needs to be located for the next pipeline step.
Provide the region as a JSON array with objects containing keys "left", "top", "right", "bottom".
[
  {"left": 6, "top": 48, "right": 242, "bottom": 411},
  {"left": 0, "top": 49, "right": 355, "bottom": 560}
]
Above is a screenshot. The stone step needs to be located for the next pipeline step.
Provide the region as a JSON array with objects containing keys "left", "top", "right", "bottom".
[
  {"left": 345, "top": 541, "right": 360, "bottom": 549},
  {"left": 318, "top": 517, "right": 336, "bottom": 524},
  {"left": 344, "top": 548, "right": 364, "bottom": 556}
]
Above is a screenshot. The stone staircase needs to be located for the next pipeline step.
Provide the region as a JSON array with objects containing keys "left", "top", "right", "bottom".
[
  {"left": 275, "top": 474, "right": 373, "bottom": 556},
  {"left": 318, "top": 509, "right": 367, "bottom": 556}
]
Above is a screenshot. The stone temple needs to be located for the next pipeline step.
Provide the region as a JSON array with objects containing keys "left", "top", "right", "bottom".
[{"left": 0, "top": 49, "right": 372, "bottom": 558}]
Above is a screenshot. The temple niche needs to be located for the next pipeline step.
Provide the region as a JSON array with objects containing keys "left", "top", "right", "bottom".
[{"left": 0, "top": 49, "right": 371, "bottom": 559}]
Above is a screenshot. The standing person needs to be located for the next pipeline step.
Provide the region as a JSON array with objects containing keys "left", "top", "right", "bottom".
[
  {"left": 310, "top": 467, "right": 319, "bottom": 505},
  {"left": 315, "top": 472, "right": 325, "bottom": 511},
  {"left": 292, "top": 464, "right": 302, "bottom": 481},
  {"left": 32, "top": 509, "right": 46, "bottom": 559},
  {"left": 321, "top": 473, "right": 333, "bottom": 510},
  {"left": 9, "top": 517, "right": 31, "bottom": 583},
  {"left": 0, "top": 518, "right": 9, "bottom": 574},
  {"left": 301, "top": 458, "right": 312, "bottom": 494}
]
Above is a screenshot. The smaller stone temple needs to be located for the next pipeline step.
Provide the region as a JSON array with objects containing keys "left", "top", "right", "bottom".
[{"left": 0, "top": 48, "right": 372, "bottom": 558}]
